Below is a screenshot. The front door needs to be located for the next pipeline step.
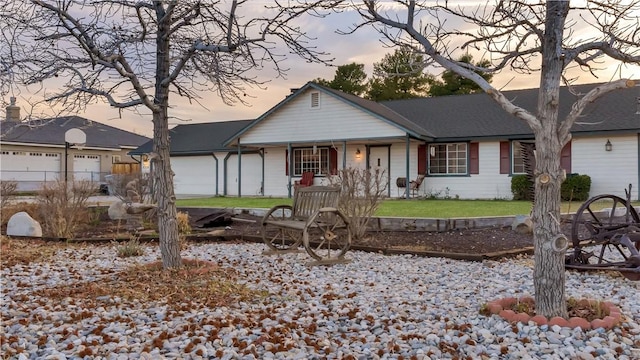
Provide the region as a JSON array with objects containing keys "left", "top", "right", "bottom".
[{"left": 368, "top": 146, "right": 391, "bottom": 197}]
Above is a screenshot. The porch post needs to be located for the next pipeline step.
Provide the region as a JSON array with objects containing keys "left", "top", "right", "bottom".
[
  {"left": 342, "top": 141, "right": 347, "bottom": 170},
  {"left": 211, "top": 153, "right": 219, "bottom": 196},
  {"left": 405, "top": 134, "right": 410, "bottom": 199},
  {"left": 237, "top": 139, "right": 242, "bottom": 197},
  {"left": 260, "top": 148, "right": 265, "bottom": 196},
  {"left": 287, "top": 142, "right": 292, "bottom": 198}
]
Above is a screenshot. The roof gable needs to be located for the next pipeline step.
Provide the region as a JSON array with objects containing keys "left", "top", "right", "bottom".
[{"left": 225, "top": 82, "right": 435, "bottom": 146}]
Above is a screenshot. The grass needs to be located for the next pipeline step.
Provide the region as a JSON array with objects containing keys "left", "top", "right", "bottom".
[{"left": 176, "top": 196, "right": 604, "bottom": 218}]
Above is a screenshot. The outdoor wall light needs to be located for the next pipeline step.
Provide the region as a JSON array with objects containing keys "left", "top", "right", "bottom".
[
  {"left": 355, "top": 148, "right": 361, "bottom": 159},
  {"left": 605, "top": 139, "right": 612, "bottom": 152}
]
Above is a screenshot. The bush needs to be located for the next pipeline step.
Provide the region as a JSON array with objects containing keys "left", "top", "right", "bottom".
[
  {"left": 561, "top": 173, "right": 591, "bottom": 201},
  {"left": 176, "top": 211, "right": 191, "bottom": 234},
  {"left": 116, "top": 236, "right": 145, "bottom": 258},
  {"left": 1, "top": 180, "right": 20, "bottom": 225},
  {"left": 327, "top": 167, "right": 387, "bottom": 241},
  {"left": 35, "top": 180, "right": 94, "bottom": 238},
  {"left": 511, "top": 175, "right": 533, "bottom": 201}
]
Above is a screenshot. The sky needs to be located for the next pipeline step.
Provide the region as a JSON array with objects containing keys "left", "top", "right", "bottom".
[{"left": 6, "top": 3, "right": 640, "bottom": 139}]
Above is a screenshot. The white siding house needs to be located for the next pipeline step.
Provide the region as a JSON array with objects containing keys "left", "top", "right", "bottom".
[{"left": 132, "top": 81, "right": 639, "bottom": 200}]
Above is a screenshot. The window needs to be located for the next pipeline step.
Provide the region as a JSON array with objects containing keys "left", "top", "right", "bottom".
[
  {"left": 428, "top": 143, "right": 467, "bottom": 175},
  {"left": 310, "top": 92, "right": 320, "bottom": 108},
  {"left": 512, "top": 140, "right": 535, "bottom": 174},
  {"left": 293, "top": 147, "right": 329, "bottom": 176},
  {"left": 112, "top": 155, "right": 121, "bottom": 163}
]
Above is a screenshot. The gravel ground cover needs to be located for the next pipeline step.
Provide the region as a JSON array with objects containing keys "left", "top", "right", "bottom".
[{"left": 2, "top": 241, "right": 640, "bottom": 359}]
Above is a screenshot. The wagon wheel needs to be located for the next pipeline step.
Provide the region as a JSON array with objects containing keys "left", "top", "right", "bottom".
[
  {"left": 303, "top": 208, "right": 351, "bottom": 263},
  {"left": 570, "top": 194, "right": 640, "bottom": 264},
  {"left": 572, "top": 194, "right": 640, "bottom": 245},
  {"left": 262, "top": 205, "right": 302, "bottom": 252}
]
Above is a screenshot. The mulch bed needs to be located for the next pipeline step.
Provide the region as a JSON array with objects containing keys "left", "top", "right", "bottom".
[{"left": 70, "top": 211, "right": 544, "bottom": 256}]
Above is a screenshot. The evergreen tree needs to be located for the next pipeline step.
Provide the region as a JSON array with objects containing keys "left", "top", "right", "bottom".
[
  {"left": 366, "top": 47, "right": 432, "bottom": 101},
  {"left": 314, "top": 63, "right": 368, "bottom": 96},
  {"left": 428, "top": 54, "right": 493, "bottom": 96}
]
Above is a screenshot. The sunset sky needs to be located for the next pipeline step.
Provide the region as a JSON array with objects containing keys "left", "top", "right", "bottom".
[{"left": 7, "top": 3, "right": 640, "bottom": 138}]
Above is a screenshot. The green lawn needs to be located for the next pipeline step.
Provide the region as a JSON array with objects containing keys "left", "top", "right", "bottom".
[{"left": 176, "top": 196, "right": 595, "bottom": 218}]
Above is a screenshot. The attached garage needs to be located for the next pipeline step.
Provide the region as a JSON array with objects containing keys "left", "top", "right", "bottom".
[
  {"left": 0, "top": 150, "right": 61, "bottom": 189},
  {"left": 171, "top": 156, "right": 217, "bottom": 196},
  {"left": 73, "top": 154, "right": 101, "bottom": 181},
  {"left": 225, "top": 153, "right": 263, "bottom": 196}
]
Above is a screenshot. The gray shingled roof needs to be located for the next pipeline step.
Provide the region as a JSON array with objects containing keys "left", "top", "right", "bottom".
[
  {"left": 130, "top": 120, "right": 252, "bottom": 155},
  {"left": 381, "top": 83, "right": 640, "bottom": 141},
  {"left": 1, "top": 116, "right": 149, "bottom": 149}
]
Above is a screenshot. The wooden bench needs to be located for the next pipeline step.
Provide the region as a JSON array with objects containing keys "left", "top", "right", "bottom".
[{"left": 261, "top": 186, "right": 351, "bottom": 265}]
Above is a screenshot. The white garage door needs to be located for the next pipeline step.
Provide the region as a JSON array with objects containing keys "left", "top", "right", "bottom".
[
  {"left": 0, "top": 150, "right": 61, "bottom": 182},
  {"left": 73, "top": 154, "right": 101, "bottom": 181},
  {"left": 171, "top": 156, "right": 217, "bottom": 196},
  {"left": 226, "top": 154, "right": 262, "bottom": 196}
]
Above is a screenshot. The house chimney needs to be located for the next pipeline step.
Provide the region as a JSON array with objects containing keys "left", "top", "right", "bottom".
[{"left": 5, "top": 97, "right": 20, "bottom": 122}]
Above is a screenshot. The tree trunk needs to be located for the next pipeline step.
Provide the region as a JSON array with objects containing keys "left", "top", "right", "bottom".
[
  {"left": 153, "top": 4, "right": 181, "bottom": 269},
  {"left": 532, "top": 0, "right": 570, "bottom": 318}
]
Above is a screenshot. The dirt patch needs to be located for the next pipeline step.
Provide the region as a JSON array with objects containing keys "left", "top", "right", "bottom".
[{"left": 71, "top": 211, "right": 546, "bottom": 255}]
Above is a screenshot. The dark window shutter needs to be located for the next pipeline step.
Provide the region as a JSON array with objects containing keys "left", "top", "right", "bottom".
[
  {"left": 417, "top": 144, "right": 426, "bottom": 175},
  {"left": 469, "top": 142, "right": 479, "bottom": 174},
  {"left": 499, "top": 141, "right": 510, "bottom": 174},
  {"left": 329, "top": 147, "right": 338, "bottom": 175},
  {"left": 285, "top": 149, "right": 289, "bottom": 175},
  {"left": 561, "top": 141, "right": 571, "bottom": 173}
]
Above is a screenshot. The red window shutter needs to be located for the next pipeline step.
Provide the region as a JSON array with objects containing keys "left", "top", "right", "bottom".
[
  {"left": 469, "top": 142, "right": 479, "bottom": 174},
  {"left": 499, "top": 141, "right": 510, "bottom": 174},
  {"left": 329, "top": 147, "right": 338, "bottom": 175},
  {"left": 285, "top": 149, "right": 289, "bottom": 175},
  {"left": 561, "top": 141, "right": 571, "bottom": 173},
  {"left": 417, "top": 144, "right": 426, "bottom": 175}
]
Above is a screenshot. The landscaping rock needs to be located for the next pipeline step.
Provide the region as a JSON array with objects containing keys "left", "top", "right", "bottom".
[
  {"left": 108, "top": 200, "right": 128, "bottom": 220},
  {"left": 512, "top": 215, "right": 533, "bottom": 234},
  {"left": 6, "top": 211, "right": 42, "bottom": 237}
]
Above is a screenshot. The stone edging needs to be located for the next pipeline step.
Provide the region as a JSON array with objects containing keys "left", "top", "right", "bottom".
[{"left": 486, "top": 296, "right": 623, "bottom": 330}]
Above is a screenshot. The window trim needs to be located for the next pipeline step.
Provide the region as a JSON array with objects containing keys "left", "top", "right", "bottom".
[
  {"left": 427, "top": 142, "right": 469, "bottom": 176},
  {"left": 292, "top": 146, "right": 330, "bottom": 177},
  {"left": 511, "top": 139, "right": 535, "bottom": 175}
]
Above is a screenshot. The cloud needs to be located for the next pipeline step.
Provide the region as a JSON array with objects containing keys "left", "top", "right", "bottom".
[{"left": 5, "top": 2, "right": 638, "bottom": 138}]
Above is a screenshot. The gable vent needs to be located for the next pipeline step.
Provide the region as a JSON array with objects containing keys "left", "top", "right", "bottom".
[{"left": 310, "top": 92, "right": 320, "bottom": 108}]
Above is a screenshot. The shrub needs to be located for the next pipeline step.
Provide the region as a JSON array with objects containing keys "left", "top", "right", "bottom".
[
  {"left": 116, "top": 236, "right": 145, "bottom": 257},
  {"left": 35, "top": 180, "right": 94, "bottom": 238},
  {"left": 327, "top": 167, "right": 387, "bottom": 241},
  {"left": 511, "top": 175, "right": 533, "bottom": 201},
  {"left": 176, "top": 211, "right": 191, "bottom": 234},
  {"left": 561, "top": 174, "right": 591, "bottom": 201},
  {"left": 0, "top": 181, "right": 20, "bottom": 236}
]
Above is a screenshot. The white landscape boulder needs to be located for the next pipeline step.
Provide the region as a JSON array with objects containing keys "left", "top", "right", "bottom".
[
  {"left": 108, "top": 200, "right": 128, "bottom": 220},
  {"left": 6, "top": 211, "right": 43, "bottom": 237}
]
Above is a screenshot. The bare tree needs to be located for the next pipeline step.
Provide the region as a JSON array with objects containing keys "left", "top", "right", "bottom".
[
  {"left": 345, "top": 0, "right": 640, "bottom": 317},
  {"left": 1, "top": 0, "right": 338, "bottom": 268}
]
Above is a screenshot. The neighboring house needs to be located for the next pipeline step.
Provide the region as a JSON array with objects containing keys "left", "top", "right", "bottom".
[
  {"left": 1, "top": 99, "right": 150, "bottom": 191},
  {"left": 133, "top": 81, "right": 640, "bottom": 200},
  {"left": 129, "top": 120, "right": 258, "bottom": 197}
]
